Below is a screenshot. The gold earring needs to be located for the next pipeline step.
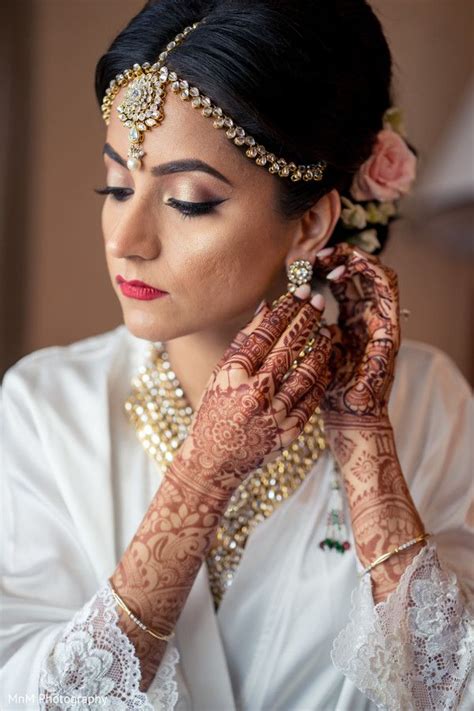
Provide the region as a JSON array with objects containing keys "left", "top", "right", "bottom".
[{"left": 286, "top": 259, "right": 313, "bottom": 293}]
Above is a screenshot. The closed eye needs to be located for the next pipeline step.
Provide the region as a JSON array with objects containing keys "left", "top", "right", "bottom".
[
  {"left": 93, "top": 187, "right": 228, "bottom": 218},
  {"left": 94, "top": 186, "right": 133, "bottom": 202},
  {"left": 165, "top": 197, "right": 227, "bottom": 218}
]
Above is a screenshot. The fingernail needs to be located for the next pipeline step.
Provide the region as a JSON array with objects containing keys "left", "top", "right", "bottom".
[
  {"left": 310, "top": 292, "right": 325, "bottom": 310},
  {"left": 253, "top": 299, "right": 267, "bottom": 316},
  {"left": 316, "top": 247, "right": 335, "bottom": 258},
  {"left": 326, "top": 265, "right": 346, "bottom": 281},
  {"left": 319, "top": 326, "right": 331, "bottom": 338},
  {"left": 294, "top": 284, "right": 311, "bottom": 299}
]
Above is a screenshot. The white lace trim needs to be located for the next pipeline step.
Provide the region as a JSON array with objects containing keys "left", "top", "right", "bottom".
[
  {"left": 38, "top": 579, "right": 180, "bottom": 710},
  {"left": 146, "top": 644, "right": 180, "bottom": 710},
  {"left": 331, "top": 541, "right": 474, "bottom": 710}
]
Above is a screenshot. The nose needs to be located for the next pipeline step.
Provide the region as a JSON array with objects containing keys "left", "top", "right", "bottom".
[{"left": 105, "top": 197, "right": 161, "bottom": 261}]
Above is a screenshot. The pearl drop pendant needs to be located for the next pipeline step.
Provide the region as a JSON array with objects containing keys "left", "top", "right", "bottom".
[{"left": 127, "top": 157, "right": 141, "bottom": 171}]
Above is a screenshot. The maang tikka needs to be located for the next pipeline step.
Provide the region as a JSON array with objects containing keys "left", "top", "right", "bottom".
[
  {"left": 106, "top": 18, "right": 348, "bottom": 571},
  {"left": 101, "top": 19, "right": 327, "bottom": 183}
]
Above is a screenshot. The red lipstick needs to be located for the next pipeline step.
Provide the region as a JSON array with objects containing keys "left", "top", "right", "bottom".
[{"left": 116, "top": 276, "right": 168, "bottom": 301}]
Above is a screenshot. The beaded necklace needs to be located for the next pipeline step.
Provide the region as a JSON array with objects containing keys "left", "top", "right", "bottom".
[{"left": 125, "top": 341, "right": 334, "bottom": 610}]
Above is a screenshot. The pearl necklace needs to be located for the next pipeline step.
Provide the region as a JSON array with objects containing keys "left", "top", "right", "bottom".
[{"left": 125, "top": 341, "right": 328, "bottom": 610}]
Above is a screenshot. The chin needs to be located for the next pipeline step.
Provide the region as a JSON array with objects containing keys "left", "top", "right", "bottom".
[{"left": 122, "top": 309, "right": 190, "bottom": 344}]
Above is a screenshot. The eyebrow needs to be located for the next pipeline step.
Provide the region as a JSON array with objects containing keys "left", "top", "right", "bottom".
[{"left": 103, "top": 142, "right": 233, "bottom": 186}]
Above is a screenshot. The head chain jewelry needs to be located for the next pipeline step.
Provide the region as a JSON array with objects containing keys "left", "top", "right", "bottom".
[{"left": 100, "top": 19, "right": 327, "bottom": 183}]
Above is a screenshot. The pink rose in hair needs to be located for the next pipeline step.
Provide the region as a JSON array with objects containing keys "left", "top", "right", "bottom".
[{"left": 350, "top": 128, "right": 417, "bottom": 202}]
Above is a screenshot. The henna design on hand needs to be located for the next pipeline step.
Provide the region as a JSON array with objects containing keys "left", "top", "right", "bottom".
[
  {"left": 275, "top": 328, "right": 332, "bottom": 424},
  {"left": 111, "top": 473, "right": 226, "bottom": 690},
  {"left": 210, "top": 302, "right": 270, "bottom": 381},
  {"left": 311, "top": 246, "right": 425, "bottom": 602},
  {"left": 314, "top": 242, "right": 400, "bottom": 426},
  {"left": 227, "top": 294, "right": 319, "bottom": 376},
  {"left": 171, "top": 290, "right": 331, "bottom": 501},
  {"left": 331, "top": 431, "right": 357, "bottom": 466},
  {"left": 112, "top": 289, "right": 333, "bottom": 688},
  {"left": 259, "top": 302, "right": 325, "bottom": 382}
]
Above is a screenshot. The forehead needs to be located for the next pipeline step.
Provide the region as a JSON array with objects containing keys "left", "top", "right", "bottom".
[{"left": 105, "top": 85, "right": 257, "bottom": 182}]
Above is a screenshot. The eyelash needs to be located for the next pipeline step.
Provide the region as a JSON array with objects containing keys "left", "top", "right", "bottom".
[{"left": 93, "top": 186, "right": 222, "bottom": 219}]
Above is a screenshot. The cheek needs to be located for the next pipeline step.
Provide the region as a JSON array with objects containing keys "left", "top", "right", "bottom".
[
  {"left": 174, "top": 217, "right": 285, "bottom": 309},
  {"left": 102, "top": 206, "right": 114, "bottom": 253}
]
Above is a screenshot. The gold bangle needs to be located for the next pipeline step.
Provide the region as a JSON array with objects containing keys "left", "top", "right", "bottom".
[
  {"left": 108, "top": 578, "right": 175, "bottom": 642},
  {"left": 359, "top": 533, "right": 431, "bottom": 578}
]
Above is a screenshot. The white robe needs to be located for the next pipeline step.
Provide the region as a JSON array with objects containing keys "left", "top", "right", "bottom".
[{"left": 1, "top": 324, "right": 473, "bottom": 710}]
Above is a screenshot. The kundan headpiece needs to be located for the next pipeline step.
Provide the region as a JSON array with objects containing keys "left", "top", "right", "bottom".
[{"left": 100, "top": 18, "right": 327, "bottom": 182}]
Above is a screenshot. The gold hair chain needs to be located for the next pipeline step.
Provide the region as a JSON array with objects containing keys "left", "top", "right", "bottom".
[{"left": 101, "top": 20, "right": 327, "bottom": 183}]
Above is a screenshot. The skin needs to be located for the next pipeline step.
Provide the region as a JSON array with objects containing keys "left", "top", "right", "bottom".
[
  {"left": 101, "top": 89, "right": 340, "bottom": 409},
  {"left": 313, "top": 244, "right": 426, "bottom": 603},
  {"left": 94, "top": 86, "right": 426, "bottom": 692}
]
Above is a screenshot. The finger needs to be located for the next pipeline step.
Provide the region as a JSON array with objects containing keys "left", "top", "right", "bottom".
[
  {"left": 313, "top": 242, "right": 378, "bottom": 275},
  {"left": 327, "top": 271, "right": 366, "bottom": 324},
  {"left": 279, "top": 362, "right": 332, "bottom": 446},
  {"left": 314, "top": 244, "right": 372, "bottom": 326},
  {"left": 316, "top": 244, "right": 400, "bottom": 346},
  {"left": 273, "top": 328, "right": 332, "bottom": 418},
  {"left": 325, "top": 323, "right": 347, "bottom": 378},
  {"left": 329, "top": 256, "right": 400, "bottom": 409},
  {"left": 317, "top": 243, "right": 398, "bottom": 315},
  {"left": 225, "top": 287, "right": 312, "bottom": 376},
  {"left": 316, "top": 244, "right": 381, "bottom": 313},
  {"left": 340, "top": 255, "right": 398, "bottom": 306},
  {"left": 353, "top": 338, "right": 396, "bottom": 412},
  {"left": 329, "top": 256, "right": 400, "bottom": 348},
  {"left": 258, "top": 293, "right": 325, "bottom": 388},
  {"left": 211, "top": 301, "right": 270, "bottom": 380}
]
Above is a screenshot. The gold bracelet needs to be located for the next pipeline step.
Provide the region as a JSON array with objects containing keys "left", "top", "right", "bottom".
[
  {"left": 359, "top": 533, "right": 431, "bottom": 578},
  {"left": 108, "top": 578, "right": 175, "bottom": 642}
]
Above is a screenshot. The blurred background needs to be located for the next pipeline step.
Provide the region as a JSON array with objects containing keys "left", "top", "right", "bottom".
[{"left": 1, "top": 0, "right": 473, "bottom": 383}]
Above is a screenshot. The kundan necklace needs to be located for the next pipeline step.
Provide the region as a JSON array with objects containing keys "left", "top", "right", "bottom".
[{"left": 125, "top": 340, "right": 349, "bottom": 610}]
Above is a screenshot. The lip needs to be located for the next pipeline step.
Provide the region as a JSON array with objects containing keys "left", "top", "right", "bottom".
[{"left": 116, "top": 275, "right": 168, "bottom": 301}]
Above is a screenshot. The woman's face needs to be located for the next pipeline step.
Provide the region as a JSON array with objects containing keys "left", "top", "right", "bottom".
[{"left": 102, "top": 88, "right": 307, "bottom": 343}]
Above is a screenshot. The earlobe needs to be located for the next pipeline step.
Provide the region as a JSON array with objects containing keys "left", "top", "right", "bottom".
[{"left": 285, "top": 189, "right": 342, "bottom": 267}]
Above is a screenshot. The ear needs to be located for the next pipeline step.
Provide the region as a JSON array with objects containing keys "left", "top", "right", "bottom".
[{"left": 285, "top": 189, "right": 341, "bottom": 267}]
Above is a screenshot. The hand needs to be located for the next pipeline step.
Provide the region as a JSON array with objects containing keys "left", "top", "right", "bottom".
[
  {"left": 166, "top": 288, "right": 332, "bottom": 504},
  {"left": 313, "top": 243, "right": 400, "bottom": 429}
]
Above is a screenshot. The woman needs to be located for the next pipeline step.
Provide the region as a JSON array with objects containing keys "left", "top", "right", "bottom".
[{"left": 1, "top": 0, "right": 472, "bottom": 709}]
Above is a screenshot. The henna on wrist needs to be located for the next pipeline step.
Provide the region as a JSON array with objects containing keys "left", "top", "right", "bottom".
[
  {"left": 111, "top": 469, "right": 226, "bottom": 690},
  {"left": 110, "top": 288, "right": 333, "bottom": 689},
  {"left": 326, "top": 421, "right": 425, "bottom": 604},
  {"left": 313, "top": 244, "right": 426, "bottom": 603}
]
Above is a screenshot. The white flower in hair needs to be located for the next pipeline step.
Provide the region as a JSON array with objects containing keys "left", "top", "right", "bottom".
[
  {"left": 340, "top": 196, "right": 367, "bottom": 229},
  {"left": 346, "top": 229, "right": 381, "bottom": 254}
]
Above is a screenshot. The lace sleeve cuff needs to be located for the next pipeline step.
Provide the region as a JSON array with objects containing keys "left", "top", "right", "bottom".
[
  {"left": 38, "top": 579, "right": 180, "bottom": 710},
  {"left": 331, "top": 541, "right": 474, "bottom": 710}
]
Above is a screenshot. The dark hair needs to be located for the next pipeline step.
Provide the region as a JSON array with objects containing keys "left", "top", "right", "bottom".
[{"left": 95, "top": 0, "right": 399, "bottom": 254}]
